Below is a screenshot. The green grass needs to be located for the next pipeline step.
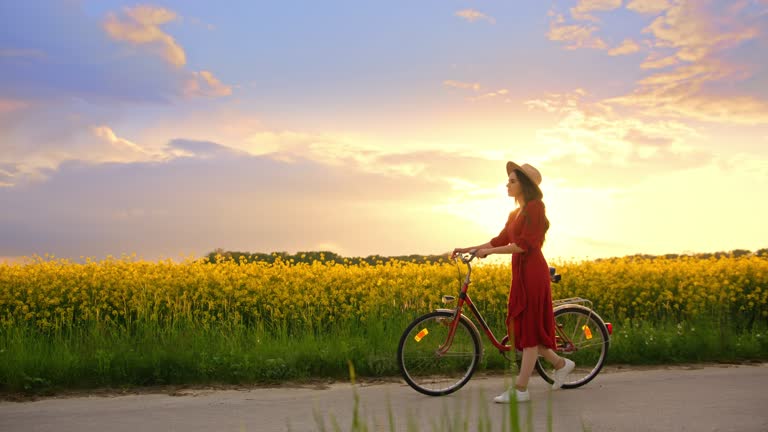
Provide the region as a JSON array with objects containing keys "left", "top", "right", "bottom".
[
  {"left": 607, "top": 319, "right": 768, "bottom": 364},
  {"left": 1, "top": 314, "right": 766, "bottom": 395}
]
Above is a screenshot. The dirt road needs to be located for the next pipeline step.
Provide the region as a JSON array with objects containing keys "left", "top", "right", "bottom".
[{"left": 2, "top": 364, "right": 767, "bottom": 432}]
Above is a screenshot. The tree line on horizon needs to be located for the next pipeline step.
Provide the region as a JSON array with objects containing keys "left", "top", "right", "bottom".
[
  {"left": 205, "top": 247, "right": 768, "bottom": 265},
  {"left": 205, "top": 248, "right": 450, "bottom": 265}
]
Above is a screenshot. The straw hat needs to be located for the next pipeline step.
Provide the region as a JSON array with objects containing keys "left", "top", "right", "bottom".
[{"left": 506, "top": 161, "right": 542, "bottom": 186}]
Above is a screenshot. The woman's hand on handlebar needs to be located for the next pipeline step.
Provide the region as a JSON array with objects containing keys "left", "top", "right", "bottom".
[
  {"left": 452, "top": 248, "right": 487, "bottom": 261},
  {"left": 475, "top": 249, "right": 490, "bottom": 259},
  {"left": 451, "top": 247, "right": 470, "bottom": 259}
]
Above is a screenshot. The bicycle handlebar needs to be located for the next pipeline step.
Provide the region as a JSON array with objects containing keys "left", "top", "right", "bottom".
[
  {"left": 453, "top": 250, "right": 562, "bottom": 283},
  {"left": 454, "top": 250, "right": 477, "bottom": 265}
]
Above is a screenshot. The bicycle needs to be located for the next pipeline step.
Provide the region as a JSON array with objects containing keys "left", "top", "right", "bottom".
[{"left": 397, "top": 251, "right": 613, "bottom": 396}]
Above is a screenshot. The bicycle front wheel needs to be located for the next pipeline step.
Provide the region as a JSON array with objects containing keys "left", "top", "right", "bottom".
[
  {"left": 535, "top": 306, "right": 609, "bottom": 389},
  {"left": 397, "top": 311, "right": 481, "bottom": 396}
]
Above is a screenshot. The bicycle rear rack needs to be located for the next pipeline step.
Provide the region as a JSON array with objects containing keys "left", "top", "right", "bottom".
[{"left": 552, "top": 297, "right": 594, "bottom": 309}]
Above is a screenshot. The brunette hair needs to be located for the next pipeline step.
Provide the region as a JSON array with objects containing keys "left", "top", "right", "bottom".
[{"left": 514, "top": 168, "right": 550, "bottom": 239}]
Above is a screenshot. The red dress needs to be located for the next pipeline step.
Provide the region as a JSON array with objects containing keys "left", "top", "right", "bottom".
[{"left": 490, "top": 199, "right": 556, "bottom": 351}]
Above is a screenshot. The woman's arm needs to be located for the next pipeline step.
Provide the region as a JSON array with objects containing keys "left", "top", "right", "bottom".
[
  {"left": 477, "top": 243, "right": 524, "bottom": 257},
  {"left": 452, "top": 242, "right": 493, "bottom": 256}
]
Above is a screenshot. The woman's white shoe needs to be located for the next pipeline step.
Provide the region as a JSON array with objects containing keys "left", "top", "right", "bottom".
[
  {"left": 552, "top": 358, "right": 575, "bottom": 389},
  {"left": 493, "top": 388, "right": 530, "bottom": 403}
]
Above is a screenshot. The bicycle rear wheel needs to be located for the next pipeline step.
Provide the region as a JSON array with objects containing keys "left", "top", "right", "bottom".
[
  {"left": 397, "top": 311, "right": 481, "bottom": 396},
  {"left": 535, "top": 306, "right": 609, "bottom": 389}
]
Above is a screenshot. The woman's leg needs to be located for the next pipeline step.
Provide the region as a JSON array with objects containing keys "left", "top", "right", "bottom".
[
  {"left": 515, "top": 347, "right": 539, "bottom": 390},
  {"left": 516, "top": 346, "right": 567, "bottom": 390},
  {"left": 538, "top": 346, "right": 565, "bottom": 369}
]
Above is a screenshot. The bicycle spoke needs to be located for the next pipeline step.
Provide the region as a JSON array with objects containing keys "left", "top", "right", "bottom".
[
  {"left": 570, "top": 311, "right": 586, "bottom": 346},
  {"left": 570, "top": 340, "right": 607, "bottom": 350}
]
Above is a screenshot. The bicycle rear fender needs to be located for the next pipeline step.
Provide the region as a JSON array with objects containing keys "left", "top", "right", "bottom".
[{"left": 435, "top": 308, "right": 483, "bottom": 342}]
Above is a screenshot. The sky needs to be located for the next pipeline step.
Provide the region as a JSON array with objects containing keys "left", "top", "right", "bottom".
[{"left": 1, "top": 0, "right": 767, "bottom": 263}]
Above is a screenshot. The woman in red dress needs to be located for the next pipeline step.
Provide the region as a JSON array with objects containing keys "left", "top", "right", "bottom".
[{"left": 453, "top": 161, "right": 574, "bottom": 404}]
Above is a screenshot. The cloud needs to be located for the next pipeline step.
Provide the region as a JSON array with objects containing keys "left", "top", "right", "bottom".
[
  {"left": 0, "top": 112, "right": 164, "bottom": 187},
  {"left": 609, "top": 87, "right": 768, "bottom": 125},
  {"left": 90, "top": 126, "right": 154, "bottom": 162},
  {"left": 239, "top": 130, "right": 505, "bottom": 189},
  {"left": 167, "top": 139, "right": 244, "bottom": 159},
  {"left": 455, "top": 9, "right": 496, "bottom": 24},
  {"left": 0, "top": 164, "right": 17, "bottom": 187},
  {"left": 3, "top": 100, "right": 502, "bottom": 192},
  {"left": 547, "top": 13, "right": 608, "bottom": 50},
  {"left": 626, "top": 0, "right": 673, "bottom": 15},
  {"left": 547, "top": 1, "right": 624, "bottom": 50},
  {"left": 0, "top": 3, "right": 195, "bottom": 104},
  {"left": 526, "top": 89, "right": 711, "bottom": 185},
  {"left": 571, "top": 0, "right": 623, "bottom": 21},
  {"left": 0, "top": 138, "right": 502, "bottom": 259},
  {"left": 442, "top": 80, "right": 510, "bottom": 102},
  {"left": 443, "top": 80, "right": 481, "bottom": 91},
  {"left": 608, "top": 39, "right": 642, "bottom": 56},
  {"left": 525, "top": 89, "right": 588, "bottom": 113},
  {"left": 1, "top": 1, "right": 232, "bottom": 139},
  {"left": 184, "top": 70, "right": 233, "bottom": 97},
  {"left": 605, "top": 1, "right": 768, "bottom": 125},
  {"left": 640, "top": 52, "right": 679, "bottom": 69},
  {"left": 102, "top": 6, "right": 231, "bottom": 99},
  {"left": 370, "top": 150, "right": 499, "bottom": 183},
  {"left": 643, "top": 1, "right": 759, "bottom": 63},
  {"left": 103, "top": 5, "right": 186, "bottom": 67},
  {"left": 469, "top": 89, "right": 510, "bottom": 103}
]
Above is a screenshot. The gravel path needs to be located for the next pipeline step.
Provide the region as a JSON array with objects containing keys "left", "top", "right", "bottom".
[{"left": 1, "top": 363, "right": 767, "bottom": 432}]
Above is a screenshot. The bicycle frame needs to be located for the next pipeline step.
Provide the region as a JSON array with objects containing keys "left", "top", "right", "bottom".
[
  {"left": 436, "top": 255, "right": 612, "bottom": 357},
  {"left": 437, "top": 255, "right": 511, "bottom": 355}
]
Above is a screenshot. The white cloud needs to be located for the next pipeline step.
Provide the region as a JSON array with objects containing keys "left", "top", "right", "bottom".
[
  {"left": 640, "top": 52, "right": 679, "bottom": 69},
  {"left": 184, "top": 70, "right": 232, "bottom": 98},
  {"left": 571, "top": 0, "right": 623, "bottom": 21},
  {"left": 590, "top": 1, "right": 768, "bottom": 125},
  {"left": 526, "top": 89, "right": 710, "bottom": 185},
  {"left": 547, "top": 13, "right": 608, "bottom": 50},
  {"left": 103, "top": 6, "right": 232, "bottom": 100},
  {"left": 608, "top": 39, "right": 642, "bottom": 56},
  {"left": 91, "top": 126, "right": 154, "bottom": 161},
  {"left": 0, "top": 118, "right": 164, "bottom": 187},
  {"left": 455, "top": 9, "right": 496, "bottom": 24},
  {"left": 644, "top": 1, "right": 759, "bottom": 63},
  {"left": 0, "top": 137, "right": 504, "bottom": 260},
  {"left": 103, "top": 5, "right": 186, "bottom": 66},
  {"left": 626, "top": 0, "right": 672, "bottom": 15},
  {"left": 469, "top": 89, "right": 511, "bottom": 102}
]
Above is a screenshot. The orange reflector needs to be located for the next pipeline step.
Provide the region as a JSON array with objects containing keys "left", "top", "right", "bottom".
[
  {"left": 582, "top": 325, "right": 593, "bottom": 340},
  {"left": 414, "top": 328, "right": 429, "bottom": 342}
]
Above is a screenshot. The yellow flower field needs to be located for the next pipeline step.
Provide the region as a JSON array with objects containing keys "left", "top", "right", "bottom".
[{"left": 1, "top": 254, "right": 766, "bottom": 331}]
